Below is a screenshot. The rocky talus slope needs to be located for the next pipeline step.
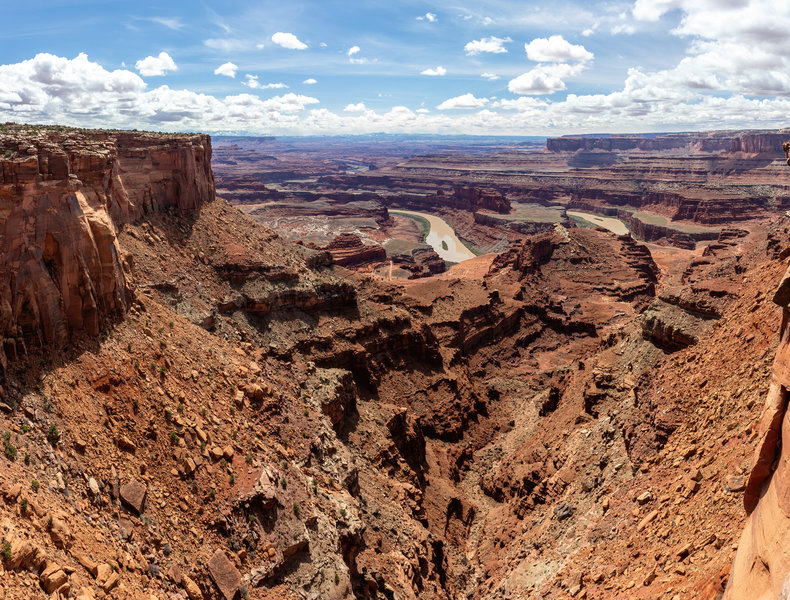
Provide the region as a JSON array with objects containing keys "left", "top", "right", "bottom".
[{"left": 0, "top": 125, "right": 787, "bottom": 600}]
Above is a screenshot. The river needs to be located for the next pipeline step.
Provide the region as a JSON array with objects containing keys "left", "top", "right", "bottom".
[
  {"left": 566, "top": 211, "right": 630, "bottom": 236},
  {"left": 391, "top": 210, "right": 476, "bottom": 263}
]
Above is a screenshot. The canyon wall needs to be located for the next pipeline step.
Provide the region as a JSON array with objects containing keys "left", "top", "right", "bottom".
[
  {"left": 0, "top": 128, "right": 214, "bottom": 368},
  {"left": 547, "top": 130, "right": 790, "bottom": 154},
  {"left": 725, "top": 264, "right": 790, "bottom": 599}
]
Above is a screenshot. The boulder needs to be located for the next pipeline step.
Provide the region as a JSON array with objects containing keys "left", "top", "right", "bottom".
[
  {"left": 120, "top": 479, "right": 147, "bottom": 513},
  {"left": 40, "top": 561, "right": 69, "bottom": 593},
  {"left": 182, "top": 575, "right": 204, "bottom": 600},
  {"left": 208, "top": 550, "right": 242, "bottom": 600}
]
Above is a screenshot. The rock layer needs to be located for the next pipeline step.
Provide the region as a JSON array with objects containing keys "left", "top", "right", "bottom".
[{"left": 0, "top": 128, "right": 214, "bottom": 368}]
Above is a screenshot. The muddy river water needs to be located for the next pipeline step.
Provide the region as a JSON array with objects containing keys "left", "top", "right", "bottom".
[
  {"left": 566, "top": 211, "right": 630, "bottom": 236},
  {"left": 391, "top": 210, "right": 476, "bottom": 263}
]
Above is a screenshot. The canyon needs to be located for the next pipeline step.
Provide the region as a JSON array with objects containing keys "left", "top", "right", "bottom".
[{"left": 0, "top": 123, "right": 788, "bottom": 600}]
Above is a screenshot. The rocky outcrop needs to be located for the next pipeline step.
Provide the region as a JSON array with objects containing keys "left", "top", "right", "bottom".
[
  {"left": 322, "top": 233, "right": 387, "bottom": 268},
  {"left": 0, "top": 127, "right": 214, "bottom": 368},
  {"left": 450, "top": 186, "right": 510, "bottom": 214}
]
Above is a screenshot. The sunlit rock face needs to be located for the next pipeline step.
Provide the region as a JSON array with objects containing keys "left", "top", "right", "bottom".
[{"left": 0, "top": 128, "right": 214, "bottom": 368}]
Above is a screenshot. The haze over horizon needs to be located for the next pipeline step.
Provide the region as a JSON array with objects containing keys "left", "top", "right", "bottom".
[{"left": 1, "top": 0, "right": 789, "bottom": 136}]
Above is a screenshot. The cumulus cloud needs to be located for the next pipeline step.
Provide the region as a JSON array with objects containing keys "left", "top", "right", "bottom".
[
  {"left": 214, "top": 62, "right": 238, "bottom": 78},
  {"left": 524, "top": 35, "right": 593, "bottom": 63},
  {"left": 481, "top": 72, "right": 500, "bottom": 81},
  {"left": 508, "top": 63, "right": 586, "bottom": 95},
  {"left": 347, "top": 46, "right": 369, "bottom": 64},
  {"left": 271, "top": 32, "right": 307, "bottom": 50},
  {"left": 303, "top": 78, "right": 317, "bottom": 84},
  {"left": 344, "top": 102, "right": 367, "bottom": 112},
  {"left": 421, "top": 66, "right": 446, "bottom": 76},
  {"left": 243, "top": 75, "right": 288, "bottom": 90},
  {"left": 135, "top": 52, "right": 177, "bottom": 76},
  {"left": 416, "top": 12, "right": 437, "bottom": 22},
  {"left": 464, "top": 36, "right": 511, "bottom": 56},
  {"left": 627, "top": 0, "right": 790, "bottom": 96},
  {"left": 437, "top": 93, "right": 489, "bottom": 110},
  {"left": 260, "top": 93, "right": 319, "bottom": 113},
  {"left": 4, "top": 41, "right": 790, "bottom": 137},
  {"left": 491, "top": 96, "right": 548, "bottom": 111}
]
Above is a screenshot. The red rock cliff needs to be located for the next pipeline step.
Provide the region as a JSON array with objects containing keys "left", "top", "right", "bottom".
[
  {"left": 724, "top": 142, "right": 790, "bottom": 599},
  {"left": 0, "top": 127, "right": 214, "bottom": 368}
]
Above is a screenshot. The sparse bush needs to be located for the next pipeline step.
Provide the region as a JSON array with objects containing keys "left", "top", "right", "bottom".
[
  {"left": 31, "top": 480, "right": 40, "bottom": 492},
  {"left": 3, "top": 433, "right": 17, "bottom": 461},
  {"left": 47, "top": 425, "right": 60, "bottom": 444},
  {"left": 1, "top": 539, "right": 11, "bottom": 561},
  {"left": 293, "top": 503, "right": 301, "bottom": 518}
]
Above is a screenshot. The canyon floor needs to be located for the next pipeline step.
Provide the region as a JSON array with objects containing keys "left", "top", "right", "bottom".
[{"left": 1, "top": 125, "right": 789, "bottom": 599}]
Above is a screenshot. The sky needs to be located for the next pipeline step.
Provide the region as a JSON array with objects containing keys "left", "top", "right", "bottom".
[{"left": 1, "top": 0, "right": 789, "bottom": 136}]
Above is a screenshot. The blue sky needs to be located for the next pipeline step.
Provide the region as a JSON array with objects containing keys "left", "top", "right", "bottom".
[{"left": 1, "top": 0, "right": 789, "bottom": 135}]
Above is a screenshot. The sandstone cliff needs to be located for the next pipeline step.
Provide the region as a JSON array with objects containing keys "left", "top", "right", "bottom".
[{"left": 0, "top": 126, "right": 214, "bottom": 369}]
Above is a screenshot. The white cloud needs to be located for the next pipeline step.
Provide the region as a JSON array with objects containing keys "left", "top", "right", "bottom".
[
  {"left": 508, "top": 63, "right": 586, "bottom": 95},
  {"left": 214, "top": 62, "right": 238, "bottom": 78},
  {"left": 491, "top": 97, "right": 548, "bottom": 111},
  {"left": 134, "top": 52, "right": 177, "bottom": 77},
  {"left": 150, "top": 17, "right": 182, "bottom": 30},
  {"left": 524, "top": 35, "right": 593, "bottom": 63},
  {"left": 271, "top": 32, "right": 307, "bottom": 50},
  {"left": 416, "top": 12, "right": 437, "bottom": 22},
  {"left": 437, "top": 93, "right": 489, "bottom": 110},
  {"left": 260, "top": 93, "right": 319, "bottom": 113},
  {"left": 256, "top": 43, "right": 265, "bottom": 50},
  {"left": 243, "top": 75, "right": 288, "bottom": 90},
  {"left": 344, "top": 102, "right": 367, "bottom": 112},
  {"left": 481, "top": 72, "right": 499, "bottom": 81},
  {"left": 303, "top": 78, "right": 317, "bottom": 84},
  {"left": 347, "top": 46, "right": 369, "bottom": 64},
  {"left": 632, "top": 0, "right": 682, "bottom": 21},
  {"left": 464, "top": 36, "right": 511, "bottom": 56},
  {"left": 421, "top": 66, "right": 446, "bottom": 76},
  {"left": 6, "top": 36, "right": 790, "bottom": 137}
]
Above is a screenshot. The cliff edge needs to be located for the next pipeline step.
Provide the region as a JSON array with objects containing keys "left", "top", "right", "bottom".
[
  {"left": 724, "top": 142, "right": 790, "bottom": 599},
  {"left": 0, "top": 126, "right": 214, "bottom": 369}
]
